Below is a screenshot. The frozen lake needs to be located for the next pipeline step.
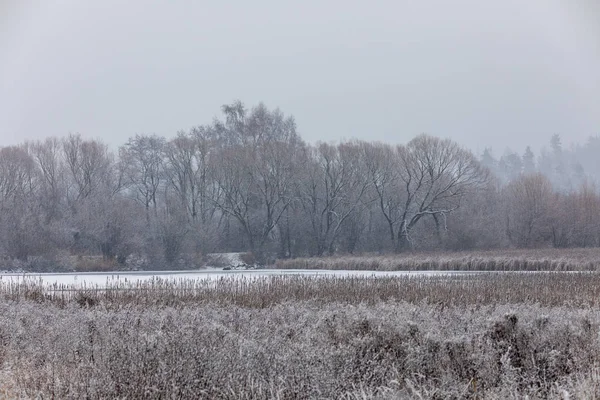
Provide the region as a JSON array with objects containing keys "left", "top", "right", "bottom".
[{"left": 0, "top": 269, "right": 470, "bottom": 288}]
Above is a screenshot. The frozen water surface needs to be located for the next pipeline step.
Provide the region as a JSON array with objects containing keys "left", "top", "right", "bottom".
[{"left": 0, "top": 269, "right": 470, "bottom": 288}]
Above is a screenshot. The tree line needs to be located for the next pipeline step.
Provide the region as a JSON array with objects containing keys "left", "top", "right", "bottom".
[{"left": 0, "top": 101, "right": 598, "bottom": 269}]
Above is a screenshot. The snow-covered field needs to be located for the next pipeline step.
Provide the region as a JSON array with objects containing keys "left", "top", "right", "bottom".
[{"left": 0, "top": 269, "right": 470, "bottom": 288}]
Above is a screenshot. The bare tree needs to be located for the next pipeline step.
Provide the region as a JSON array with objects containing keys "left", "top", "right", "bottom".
[
  {"left": 505, "top": 173, "right": 553, "bottom": 247},
  {"left": 62, "top": 134, "right": 122, "bottom": 204},
  {"left": 550, "top": 182, "right": 600, "bottom": 248},
  {"left": 30, "top": 137, "right": 64, "bottom": 222},
  {"left": 0, "top": 146, "right": 42, "bottom": 260},
  {"left": 573, "top": 182, "right": 600, "bottom": 247},
  {"left": 120, "top": 134, "right": 165, "bottom": 214},
  {"left": 7, "top": 101, "right": 600, "bottom": 269},
  {"left": 299, "top": 142, "right": 370, "bottom": 255},
  {"left": 361, "top": 142, "right": 403, "bottom": 251},
  {"left": 0, "top": 146, "right": 39, "bottom": 210},
  {"left": 397, "top": 135, "right": 488, "bottom": 250},
  {"left": 364, "top": 135, "right": 488, "bottom": 251},
  {"left": 213, "top": 102, "right": 303, "bottom": 259},
  {"left": 60, "top": 135, "right": 129, "bottom": 261},
  {"left": 163, "top": 127, "right": 220, "bottom": 225}
]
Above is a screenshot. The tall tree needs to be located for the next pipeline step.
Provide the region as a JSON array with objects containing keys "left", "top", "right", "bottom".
[
  {"left": 120, "top": 134, "right": 165, "bottom": 214},
  {"left": 522, "top": 146, "right": 536, "bottom": 175},
  {"left": 299, "top": 142, "right": 370, "bottom": 256},
  {"left": 393, "top": 135, "right": 487, "bottom": 251},
  {"left": 0, "top": 146, "right": 42, "bottom": 260},
  {"left": 505, "top": 173, "right": 553, "bottom": 247},
  {"left": 213, "top": 102, "right": 304, "bottom": 259}
]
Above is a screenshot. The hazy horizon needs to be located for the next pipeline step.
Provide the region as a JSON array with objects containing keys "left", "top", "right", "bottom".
[{"left": 1, "top": 0, "right": 599, "bottom": 155}]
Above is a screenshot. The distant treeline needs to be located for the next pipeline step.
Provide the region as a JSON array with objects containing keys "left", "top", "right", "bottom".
[{"left": 0, "top": 101, "right": 599, "bottom": 269}]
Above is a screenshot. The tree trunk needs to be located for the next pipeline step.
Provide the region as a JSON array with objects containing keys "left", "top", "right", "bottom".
[{"left": 395, "top": 233, "right": 411, "bottom": 253}]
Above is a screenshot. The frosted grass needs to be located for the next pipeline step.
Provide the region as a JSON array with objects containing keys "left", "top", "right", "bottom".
[{"left": 0, "top": 268, "right": 470, "bottom": 288}]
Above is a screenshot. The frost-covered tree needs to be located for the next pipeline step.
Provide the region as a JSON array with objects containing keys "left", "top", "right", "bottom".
[
  {"left": 212, "top": 101, "right": 304, "bottom": 260},
  {"left": 120, "top": 134, "right": 165, "bottom": 214},
  {"left": 522, "top": 146, "right": 536, "bottom": 175},
  {"left": 363, "top": 135, "right": 488, "bottom": 251},
  {"left": 298, "top": 142, "right": 370, "bottom": 256},
  {"left": 505, "top": 174, "right": 553, "bottom": 247}
]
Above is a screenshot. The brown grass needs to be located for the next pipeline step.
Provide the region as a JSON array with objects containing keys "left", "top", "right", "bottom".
[
  {"left": 3, "top": 272, "right": 600, "bottom": 308},
  {"left": 276, "top": 248, "right": 600, "bottom": 271},
  {"left": 71, "top": 255, "right": 119, "bottom": 272},
  {"left": 2, "top": 273, "right": 600, "bottom": 398}
]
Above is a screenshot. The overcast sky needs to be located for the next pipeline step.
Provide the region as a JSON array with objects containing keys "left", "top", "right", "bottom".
[{"left": 1, "top": 0, "right": 599, "bottom": 155}]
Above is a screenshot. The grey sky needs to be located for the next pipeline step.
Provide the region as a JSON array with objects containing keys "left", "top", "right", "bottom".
[{"left": 1, "top": 0, "right": 599, "bottom": 155}]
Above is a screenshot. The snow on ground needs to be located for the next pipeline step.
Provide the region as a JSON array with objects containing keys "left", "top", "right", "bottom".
[{"left": 205, "top": 252, "right": 246, "bottom": 267}]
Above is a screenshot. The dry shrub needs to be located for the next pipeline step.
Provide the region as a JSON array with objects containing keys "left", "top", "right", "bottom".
[
  {"left": 1, "top": 274, "right": 600, "bottom": 398},
  {"left": 239, "top": 252, "right": 257, "bottom": 266},
  {"left": 204, "top": 253, "right": 231, "bottom": 267},
  {"left": 73, "top": 255, "right": 118, "bottom": 272},
  {"left": 1, "top": 301, "right": 599, "bottom": 399}
]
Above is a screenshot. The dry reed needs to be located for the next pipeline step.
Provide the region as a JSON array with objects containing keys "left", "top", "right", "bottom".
[
  {"left": 2, "top": 272, "right": 600, "bottom": 308},
  {"left": 276, "top": 248, "right": 600, "bottom": 272},
  {"left": 2, "top": 273, "right": 600, "bottom": 398}
]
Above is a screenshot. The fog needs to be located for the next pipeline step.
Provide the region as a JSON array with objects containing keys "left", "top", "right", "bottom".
[{"left": 1, "top": 0, "right": 598, "bottom": 153}]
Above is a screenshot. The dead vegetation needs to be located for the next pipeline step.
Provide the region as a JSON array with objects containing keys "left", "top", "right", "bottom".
[
  {"left": 276, "top": 248, "right": 600, "bottom": 271},
  {"left": 3, "top": 272, "right": 600, "bottom": 308},
  {"left": 2, "top": 273, "right": 600, "bottom": 398}
]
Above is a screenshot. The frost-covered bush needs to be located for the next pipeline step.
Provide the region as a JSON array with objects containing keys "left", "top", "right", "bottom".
[
  {"left": 1, "top": 302, "right": 600, "bottom": 399},
  {"left": 2, "top": 274, "right": 600, "bottom": 398}
]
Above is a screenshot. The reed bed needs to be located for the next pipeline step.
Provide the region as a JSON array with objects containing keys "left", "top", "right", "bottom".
[
  {"left": 276, "top": 248, "right": 600, "bottom": 271},
  {"left": 2, "top": 272, "right": 600, "bottom": 308},
  {"left": 1, "top": 299, "right": 600, "bottom": 398},
  {"left": 2, "top": 274, "right": 600, "bottom": 398}
]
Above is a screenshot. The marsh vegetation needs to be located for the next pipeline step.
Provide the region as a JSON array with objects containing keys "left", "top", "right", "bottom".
[
  {"left": 276, "top": 248, "right": 600, "bottom": 272},
  {"left": 2, "top": 272, "right": 600, "bottom": 398}
]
